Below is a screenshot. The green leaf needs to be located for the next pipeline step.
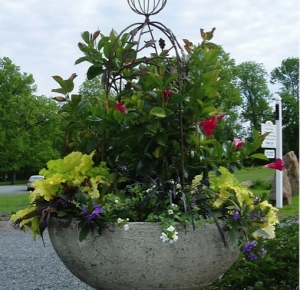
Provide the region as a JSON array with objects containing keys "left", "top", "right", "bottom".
[
  {"left": 79, "top": 223, "right": 90, "bottom": 242},
  {"left": 52, "top": 75, "right": 64, "bottom": 86},
  {"left": 155, "top": 132, "right": 168, "bottom": 146},
  {"left": 109, "top": 29, "right": 118, "bottom": 43},
  {"left": 121, "top": 33, "right": 131, "bottom": 46},
  {"left": 249, "top": 153, "right": 269, "bottom": 161},
  {"left": 146, "top": 120, "right": 159, "bottom": 133},
  {"left": 154, "top": 145, "right": 164, "bottom": 158},
  {"left": 168, "top": 93, "right": 185, "bottom": 104},
  {"left": 87, "top": 65, "right": 103, "bottom": 80},
  {"left": 81, "top": 31, "right": 90, "bottom": 44},
  {"left": 78, "top": 100, "right": 89, "bottom": 112},
  {"left": 75, "top": 56, "right": 89, "bottom": 65},
  {"left": 57, "top": 211, "right": 68, "bottom": 217},
  {"left": 51, "top": 88, "right": 66, "bottom": 95},
  {"left": 71, "top": 94, "right": 82, "bottom": 104},
  {"left": 229, "top": 228, "right": 239, "bottom": 247},
  {"left": 86, "top": 116, "right": 102, "bottom": 122},
  {"left": 255, "top": 228, "right": 270, "bottom": 238},
  {"left": 150, "top": 107, "right": 166, "bottom": 118}
]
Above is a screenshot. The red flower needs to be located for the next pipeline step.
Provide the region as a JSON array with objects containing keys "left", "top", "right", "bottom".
[
  {"left": 265, "top": 158, "right": 284, "bottom": 171},
  {"left": 164, "top": 90, "right": 172, "bottom": 101},
  {"left": 199, "top": 114, "right": 225, "bottom": 136},
  {"left": 115, "top": 101, "right": 127, "bottom": 114},
  {"left": 233, "top": 138, "right": 245, "bottom": 149}
]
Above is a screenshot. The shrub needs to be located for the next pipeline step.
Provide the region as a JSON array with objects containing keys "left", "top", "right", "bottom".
[{"left": 203, "top": 217, "right": 299, "bottom": 290}]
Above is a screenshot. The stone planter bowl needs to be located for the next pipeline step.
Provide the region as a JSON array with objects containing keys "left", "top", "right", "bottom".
[{"left": 48, "top": 218, "right": 239, "bottom": 290}]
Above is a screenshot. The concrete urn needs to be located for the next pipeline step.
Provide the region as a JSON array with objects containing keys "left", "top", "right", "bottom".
[{"left": 48, "top": 218, "right": 239, "bottom": 290}]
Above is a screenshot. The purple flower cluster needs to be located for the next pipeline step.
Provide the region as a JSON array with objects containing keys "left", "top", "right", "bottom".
[
  {"left": 248, "top": 212, "right": 266, "bottom": 222},
  {"left": 243, "top": 241, "right": 266, "bottom": 260},
  {"left": 81, "top": 204, "right": 103, "bottom": 221},
  {"left": 231, "top": 208, "right": 240, "bottom": 220}
]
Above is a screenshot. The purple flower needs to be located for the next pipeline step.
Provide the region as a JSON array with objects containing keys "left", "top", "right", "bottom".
[
  {"left": 261, "top": 247, "right": 267, "bottom": 255},
  {"left": 82, "top": 204, "right": 103, "bottom": 221},
  {"left": 248, "top": 254, "right": 258, "bottom": 260},
  {"left": 243, "top": 241, "right": 257, "bottom": 253},
  {"left": 232, "top": 213, "right": 240, "bottom": 220},
  {"left": 243, "top": 241, "right": 266, "bottom": 260}
]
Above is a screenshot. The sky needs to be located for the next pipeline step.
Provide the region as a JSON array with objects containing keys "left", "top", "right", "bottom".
[{"left": 1, "top": 0, "right": 299, "bottom": 97}]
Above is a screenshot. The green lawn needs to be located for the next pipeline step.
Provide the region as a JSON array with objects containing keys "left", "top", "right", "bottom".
[
  {"left": 233, "top": 167, "right": 274, "bottom": 182},
  {"left": 0, "top": 194, "right": 30, "bottom": 215}
]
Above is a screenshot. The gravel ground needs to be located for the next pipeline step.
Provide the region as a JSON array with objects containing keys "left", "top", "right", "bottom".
[{"left": 0, "top": 222, "right": 94, "bottom": 290}]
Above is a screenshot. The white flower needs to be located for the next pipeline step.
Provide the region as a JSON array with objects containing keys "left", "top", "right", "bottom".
[
  {"left": 115, "top": 199, "right": 119, "bottom": 203},
  {"left": 173, "top": 232, "right": 179, "bottom": 242},
  {"left": 166, "top": 225, "right": 175, "bottom": 232},
  {"left": 168, "top": 180, "right": 175, "bottom": 184},
  {"left": 146, "top": 188, "right": 152, "bottom": 193},
  {"left": 176, "top": 183, "right": 182, "bottom": 189},
  {"left": 117, "top": 218, "right": 123, "bottom": 223},
  {"left": 160, "top": 232, "right": 169, "bottom": 243},
  {"left": 124, "top": 224, "right": 129, "bottom": 231},
  {"left": 168, "top": 209, "right": 174, "bottom": 215},
  {"left": 171, "top": 203, "right": 178, "bottom": 208}
]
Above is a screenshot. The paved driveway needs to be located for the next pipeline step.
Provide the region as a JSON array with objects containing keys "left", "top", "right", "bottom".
[{"left": 0, "top": 185, "right": 27, "bottom": 194}]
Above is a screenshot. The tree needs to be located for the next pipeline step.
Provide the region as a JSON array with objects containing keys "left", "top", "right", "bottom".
[
  {"left": 270, "top": 57, "right": 299, "bottom": 155},
  {"left": 214, "top": 47, "right": 243, "bottom": 142},
  {"left": 234, "top": 61, "right": 273, "bottom": 139},
  {"left": 0, "top": 57, "right": 63, "bottom": 183}
]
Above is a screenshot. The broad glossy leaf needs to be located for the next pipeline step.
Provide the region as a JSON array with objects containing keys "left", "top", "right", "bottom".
[
  {"left": 155, "top": 132, "right": 168, "bottom": 146},
  {"left": 150, "top": 107, "right": 166, "bottom": 118},
  {"left": 63, "top": 80, "right": 74, "bottom": 93},
  {"left": 168, "top": 93, "right": 185, "bottom": 104},
  {"left": 146, "top": 120, "right": 159, "bottom": 133},
  {"left": 154, "top": 145, "right": 164, "bottom": 158},
  {"left": 87, "top": 65, "right": 103, "bottom": 80}
]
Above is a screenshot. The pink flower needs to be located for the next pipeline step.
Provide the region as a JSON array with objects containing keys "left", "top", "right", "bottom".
[
  {"left": 164, "top": 90, "right": 172, "bottom": 101},
  {"left": 199, "top": 114, "right": 225, "bottom": 136},
  {"left": 233, "top": 138, "right": 245, "bottom": 149},
  {"left": 115, "top": 101, "right": 127, "bottom": 114},
  {"left": 265, "top": 158, "right": 284, "bottom": 171}
]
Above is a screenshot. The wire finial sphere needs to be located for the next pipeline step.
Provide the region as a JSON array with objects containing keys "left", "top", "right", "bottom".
[{"left": 127, "top": 0, "right": 167, "bottom": 18}]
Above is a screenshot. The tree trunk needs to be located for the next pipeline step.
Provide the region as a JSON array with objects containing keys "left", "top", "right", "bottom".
[{"left": 10, "top": 170, "right": 16, "bottom": 185}]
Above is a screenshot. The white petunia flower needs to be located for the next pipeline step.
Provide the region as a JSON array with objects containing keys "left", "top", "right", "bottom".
[
  {"left": 115, "top": 199, "right": 119, "bottom": 203},
  {"left": 166, "top": 225, "right": 175, "bottom": 232},
  {"left": 117, "top": 218, "right": 123, "bottom": 223},
  {"left": 168, "top": 209, "right": 174, "bottom": 215},
  {"left": 160, "top": 232, "right": 169, "bottom": 243}
]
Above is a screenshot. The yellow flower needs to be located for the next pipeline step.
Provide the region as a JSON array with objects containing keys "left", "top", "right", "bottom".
[{"left": 252, "top": 225, "right": 276, "bottom": 239}]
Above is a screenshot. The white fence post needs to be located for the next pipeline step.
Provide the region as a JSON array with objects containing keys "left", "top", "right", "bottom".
[{"left": 275, "top": 95, "right": 283, "bottom": 208}]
